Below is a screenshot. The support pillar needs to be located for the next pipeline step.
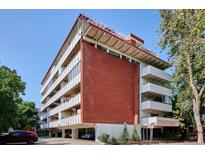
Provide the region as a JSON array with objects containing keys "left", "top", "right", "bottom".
[
  {"left": 55, "top": 132, "right": 58, "bottom": 137},
  {"left": 142, "top": 128, "right": 145, "bottom": 140},
  {"left": 150, "top": 128, "right": 153, "bottom": 143},
  {"left": 161, "top": 127, "right": 164, "bottom": 133},
  {"left": 146, "top": 128, "right": 149, "bottom": 140},
  {"left": 62, "top": 129, "right": 65, "bottom": 138},
  {"left": 49, "top": 130, "right": 52, "bottom": 137},
  {"left": 72, "top": 128, "right": 78, "bottom": 139}
]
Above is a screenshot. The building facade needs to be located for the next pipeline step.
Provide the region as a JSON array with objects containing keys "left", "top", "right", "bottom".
[{"left": 40, "top": 14, "right": 179, "bottom": 141}]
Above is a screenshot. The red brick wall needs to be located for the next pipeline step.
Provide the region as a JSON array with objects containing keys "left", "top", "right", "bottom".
[{"left": 81, "top": 41, "right": 139, "bottom": 125}]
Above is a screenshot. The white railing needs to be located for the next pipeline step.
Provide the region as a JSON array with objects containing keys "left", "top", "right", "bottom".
[
  {"left": 41, "top": 27, "right": 82, "bottom": 94},
  {"left": 60, "top": 114, "right": 81, "bottom": 126},
  {"left": 49, "top": 120, "right": 60, "bottom": 128},
  {"left": 141, "top": 65, "right": 172, "bottom": 82},
  {"left": 41, "top": 73, "right": 81, "bottom": 111},
  {"left": 141, "top": 83, "right": 172, "bottom": 97},
  {"left": 141, "top": 100, "right": 172, "bottom": 112},
  {"left": 141, "top": 116, "right": 179, "bottom": 127},
  {"left": 48, "top": 93, "right": 81, "bottom": 116},
  {"left": 41, "top": 52, "right": 81, "bottom": 103},
  {"left": 40, "top": 123, "right": 49, "bottom": 129},
  {"left": 40, "top": 112, "right": 48, "bottom": 121},
  {"left": 44, "top": 114, "right": 81, "bottom": 128}
]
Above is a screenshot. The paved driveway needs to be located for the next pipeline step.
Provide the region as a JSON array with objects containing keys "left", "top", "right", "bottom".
[{"left": 36, "top": 137, "right": 100, "bottom": 145}]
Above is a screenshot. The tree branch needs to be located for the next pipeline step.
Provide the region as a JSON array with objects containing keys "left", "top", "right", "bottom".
[{"left": 199, "top": 84, "right": 205, "bottom": 97}]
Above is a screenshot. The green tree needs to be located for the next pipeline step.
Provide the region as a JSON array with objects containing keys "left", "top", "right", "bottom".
[
  {"left": 159, "top": 9, "right": 205, "bottom": 144},
  {"left": 0, "top": 65, "right": 26, "bottom": 132},
  {"left": 16, "top": 101, "right": 39, "bottom": 130},
  {"left": 119, "top": 122, "right": 129, "bottom": 144},
  {"left": 131, "top": 125, "right": 139, "bottom": 142}
]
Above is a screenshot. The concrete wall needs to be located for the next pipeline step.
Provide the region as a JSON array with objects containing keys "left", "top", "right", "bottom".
[
  {"left": 81, "top": 41, "right": 139, "bottom": 125},
  {"left": 95, "top": 123, "right": 141, "bottom": 141}
]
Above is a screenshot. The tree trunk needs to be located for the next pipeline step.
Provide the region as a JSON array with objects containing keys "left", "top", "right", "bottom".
[
  {"left": 186, "top": 54, "right": 204, "bottom": 144},
  {"left": 193, "top": 99, "right": 204, "bottom": 144}
]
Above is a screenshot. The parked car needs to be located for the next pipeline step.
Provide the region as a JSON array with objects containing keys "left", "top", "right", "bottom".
[
  {"left": 0, "top": 130, "right": 38, "bottom": 144},
  {"left": 80, "top": 132, "right": 95, "bottom": 140}
]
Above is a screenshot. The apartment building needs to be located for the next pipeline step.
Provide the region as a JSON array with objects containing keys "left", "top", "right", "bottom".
[{"left": 40, "top": 14, "right": 179, "bottom": 141}]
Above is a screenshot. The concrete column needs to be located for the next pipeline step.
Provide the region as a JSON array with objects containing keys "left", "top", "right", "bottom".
[
  {"left": 72, "top": 128, "right": 78, "bottom": 139},
  {"left": 142, "top": 128, "right": 145, "bottom": 140},
  {"left": 146, "top": 128, "right": 149, "bottom": 139},
  {"left": 150, "top": 128, "right": 153, "bottom": 142},
  {"left": 49, "top": 131, "right": 52, "bottom": 137},
  {"left": 62, "top": 129, "right": 65, "bottom": 138},
  {"left": 161, "top": 127, "right": 164, "bottom": 134},
  {"left": 55, "top": 132, "right": 58, "bottom": 137}
]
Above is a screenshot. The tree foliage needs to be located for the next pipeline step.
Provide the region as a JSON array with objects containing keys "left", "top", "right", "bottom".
[
  {"left": 119, "top": 122, "right": 129, "bottom": 144},
  {"left": 0, "top": 65, "right": 26, "bottom": 132},
  {"left": 16, "top": 101, "right": 39, "bottom": 130},
  {"left": 159, "top": 9, "right": 205, "bottom": 144},
  {"left": 0, "top": 65, "right": 38, "bottom": 132},
  {"left": 131, "top": 125, "right": 139, "bottom": 142}
]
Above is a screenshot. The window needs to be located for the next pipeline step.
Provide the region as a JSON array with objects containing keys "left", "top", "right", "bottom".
[
  {"left": 68, "top": 62, "right": 80, "bottom": 81},
  {"left": 97, "top": 44, "right": 107, "bottom": 52},
  {"left": 109, "top": 50, "right": 120, "bottom": 58}
]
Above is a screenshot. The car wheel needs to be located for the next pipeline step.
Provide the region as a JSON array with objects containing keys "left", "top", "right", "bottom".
[{"left": 27, "top": 139, "right": 34, "bottom": 145}]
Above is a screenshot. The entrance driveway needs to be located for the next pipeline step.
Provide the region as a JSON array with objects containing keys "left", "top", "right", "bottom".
[{"left": 36, "top": 137, "right": 100, "bottom": 145}]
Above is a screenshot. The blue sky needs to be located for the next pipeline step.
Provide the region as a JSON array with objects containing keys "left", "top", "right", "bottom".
[{"left": 0, "top": 10, "right": 169, "bottom": 108}]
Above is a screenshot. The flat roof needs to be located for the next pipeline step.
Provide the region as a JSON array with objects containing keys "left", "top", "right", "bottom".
[{"left": 41, "top": 14, "right": 171, "bottom": 84}]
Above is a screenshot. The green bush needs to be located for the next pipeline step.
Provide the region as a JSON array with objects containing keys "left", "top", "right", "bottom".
[
  {"left": 161, "top": 132, "right": 182, "bottom": 140},
  {"left": 131, "top": 125, "right": 139, "bottom": 142},
  {"left": 109, "top": 137, "right": 118, "bottom": 145},
  {"left": 119, "top": 122, "right": 129, "bottom": 144},
  {"left": 100, "top": 133, "right": 110, "bottom": 143}
]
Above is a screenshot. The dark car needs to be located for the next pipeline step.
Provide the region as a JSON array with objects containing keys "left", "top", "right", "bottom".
[
  {"left": 80, "top": 132, "right": 95, "bottom": 140},
  {"left": 0, "top": 130, "right": 38, "bottom": 144}
]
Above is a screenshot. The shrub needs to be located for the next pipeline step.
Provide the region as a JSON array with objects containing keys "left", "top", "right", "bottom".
[
  {"left": 131, "top": 125, "right": 139, "bottom": 142},
  {"left": 109, "top": 137, "right": 118, "bottom": 145},
  {"left": 100, "top": 133, "right": 110, "bottom": 143},
  {"left": 119, "top": 122, "right": 129, "bottom": 144}
]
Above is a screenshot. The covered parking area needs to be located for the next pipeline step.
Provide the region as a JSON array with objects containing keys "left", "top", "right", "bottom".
[{"left": 50, "top": 123, "right": 96, "bottom": 140}]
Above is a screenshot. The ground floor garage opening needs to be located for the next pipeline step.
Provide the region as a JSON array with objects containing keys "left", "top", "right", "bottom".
[{"left": 78, "top": 128, "right": 95, "bottom": 140}]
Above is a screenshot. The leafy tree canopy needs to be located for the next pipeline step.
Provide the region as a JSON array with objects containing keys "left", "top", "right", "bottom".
[{"left": 0, "top": 65, "right": 26, "bottom": 132}]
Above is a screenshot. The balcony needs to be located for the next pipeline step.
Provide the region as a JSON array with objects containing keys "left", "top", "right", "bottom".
[
  {"left": 40, "top": 112, "right": 48, "bottom": 121},
  {"left": 141, "top": 116, "right": 179, "bottom": 127},
  {"left": 41, "top": 27, "right": 82, "bottom": 94},
  {"left": 41, "top": 52, "right": 81, "bottom": 103},
  {"left": 45, "top": 114, "right": 81, "bottom": 128},
  {"left": 141, "top": 83, "right": 172, "bottom": 97},
  {"left": 40, "top": 123, "right": 48, "bottom": 129},
  {"left": 41, "top": 73, "right": 81, "bottom": 112},
  {"left": 48, "top": 93, "right": 81, "bottom": 117},
  {"left": 141, "top": 65, "right": 172, "bottom": 83},
  {"left": 141, "top": 100, "right": 172, "bottom": 112},
  {"left": 60, "top": 114, "right": 81, "bottom": 127}
]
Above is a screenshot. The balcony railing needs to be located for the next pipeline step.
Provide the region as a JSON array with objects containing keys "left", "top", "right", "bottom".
[
  {"left": 41, "top": 73, "right": 81, "bottom": 111},
  {"left": 141, "top": 65, "right": 172, "bottom": 83},
  {"left": 49, "top": 93, "right": 81, "bottom": 117},
  {"left": 41, "top": 52, "right": 81, "bottom": 103},
  {"left": 41, "top": 27, "right": 82, "bottom": 94},
  {"left": 141, "top": 100, "right": 172, "bottom": 112},
  {"left": 141, "top": 116, "right": 179, "bottom": 127},
  {"left": 43, "top": 114, "right": 81, "bottom": 129},
  {"left": 60, "top": 114, "right": 81, "bottom": 126},
  {"left": 141, "top": 83, "right": 172, "bottom": 97},
  {"left": 40, "top": 123, "right": 48, "bottom": 129}
]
